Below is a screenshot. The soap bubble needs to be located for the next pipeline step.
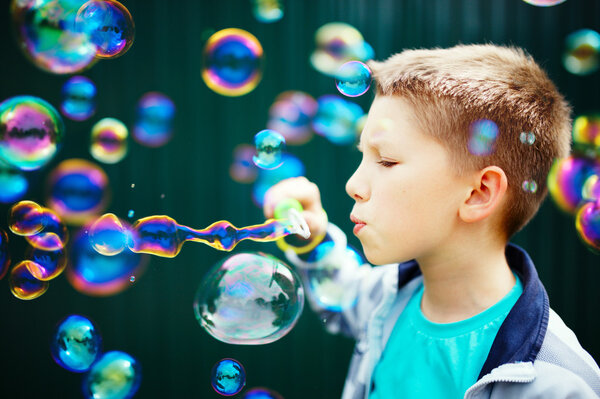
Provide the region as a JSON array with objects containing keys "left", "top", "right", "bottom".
[
  {"left": 242, "top": 387, "right": 284, "bottom": 399},
  {"left": 202, "top": 28, "right": 264, "bottom": 97},
  {"left": 25, "top": 207, "right": 69, "bottom": 251},
  {"left": 133, "top": 92, "right": 175, "bottom": 147},
  {"left": 67, "top": 225, "right": 148, "bottom": 296},
  {"left": 576, "top": 200, "right": 600, "bottom": 252},
  {"left": 522, "top": 0, "right": 566, "bottom": 6},
  {"left": 252, "top": 0, "right": 283, "bottom": 23},
  {"left": 335, "top": 61, "right": 372, "bottom": 97},
  {"left": 8, "top": 200, "right": 46, "bottom": 236},
  {"left": 572, "top": 114, "right": 600, "bottom": 157},
  {"left": 50, "top": 314, "right": 102, "bottom": 372},
  {"left": 26, "top": 247, "right": 67, "bottom": 280},
  {"left": 253, "top": 130, "right": 286, "bottom": 170},
  {"left": 230, "top": 144, "right": 258, "bottom": 183},
  {"left": 468, "top": 119, "right": 499, "bottom": 156},
  {"left": 547, "top": 156, "right": 600, "bottom": 214},
  {"left": 193, "top": 252, "right": 304, "bottom": 345},
  {"left": 47, "top": 159, "right": 110, "bottom": 225},
  {"left": 0, "top": 165, "right": 28, "bottom": 203},
  {"left": 310, "top": 22, "right": 374, "bottom": 77},
  {"left": 519, "top": 132, "right": 536, "bottom": 146},
  {"left": 10, "top": 0, "right": 97, "bottom": 74},
  {"left": 582, "top": 174, "right": 600, "bottom": 201},
  {"left": 211, "top": 358, "right": 246, "bottom": 396},
  {"left": 75, "top": 0, "right": 135, "bottom": 58},
  {"left": 252, "top": 153, "right": 305, "bottom": 206},
  {"left": 61, "top": 76, "right": 97, "bottom": 121},
  {"left": 521, "top": 180, "right": 538, "bottom": 194},
  {"left": 90, "top": 118, "right": 129, "bottom": 164},
  {"left": 82, "top": 351, "right": 141, "bottom": 399},
  {"left": 267, "top": 91, "right": 317, "bottom": 145},
  {"left": 89, "top": 213, "right": 130, "bottom": 256},
  {"left": 9, "top": 260, "right": 49, "bottom": 300},
  {"left": 0, "top": 229, "right": 10, "bottom": 280},
  {"left": 563, "top": 29, "right": 600, "bottom": 76},
  {"left": 312, "top": 95, "right": 364, "bottom": 145},
  {"left": 0, "top": 95, "right": 65, "bottom": 171}
]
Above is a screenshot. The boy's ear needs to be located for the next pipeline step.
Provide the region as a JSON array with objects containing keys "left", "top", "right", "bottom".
[{"left": 459, "top": 166, "right": 508, "bottom": 223}]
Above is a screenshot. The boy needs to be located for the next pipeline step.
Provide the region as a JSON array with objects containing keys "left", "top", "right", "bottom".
[{"left": 263, "top": 44, "right": 600, "bottom": 398}]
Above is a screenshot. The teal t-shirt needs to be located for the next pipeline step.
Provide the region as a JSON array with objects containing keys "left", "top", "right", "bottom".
[{"left": 369, "top": 273, "right": 523, "bottom": 399}]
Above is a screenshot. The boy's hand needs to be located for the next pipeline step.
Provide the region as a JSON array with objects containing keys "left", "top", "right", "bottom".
[{"left": 263, "top": 177, "right": 328, "bottom": 239}]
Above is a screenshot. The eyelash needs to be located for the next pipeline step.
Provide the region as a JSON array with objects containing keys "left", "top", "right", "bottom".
[{"left": 377, "top": 160, "right": 397, "bottom": 167}]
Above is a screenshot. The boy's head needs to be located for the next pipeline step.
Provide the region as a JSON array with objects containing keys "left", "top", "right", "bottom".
[{"left": 365, "top": 44, "right": 572, "bottom": 241}]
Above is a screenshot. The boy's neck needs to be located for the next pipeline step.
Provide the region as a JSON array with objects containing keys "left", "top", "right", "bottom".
[{"left": 417, "top": 238, "right": 515, "bottom": 324}]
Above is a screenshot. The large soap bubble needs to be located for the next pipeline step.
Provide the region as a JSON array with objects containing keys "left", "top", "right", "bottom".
[
  {"left": 547, "top": 156, "right": 600, "bottom": 214},
  {"left": 193, "top": 252, "right": 304, "bottom": 345},
  {"left": 0, "top": 95, "right": 65, "bottom": 171},
  {"left": 50, "top": 314, "right": 102, "bottom": 372},
  {"left": 82, "top": 351, "right": 141, "bottom": 399}
]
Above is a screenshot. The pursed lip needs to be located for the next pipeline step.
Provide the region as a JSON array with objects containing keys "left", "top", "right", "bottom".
[{"left": 350, "top": 214, "right": 366, "bottom": 234}]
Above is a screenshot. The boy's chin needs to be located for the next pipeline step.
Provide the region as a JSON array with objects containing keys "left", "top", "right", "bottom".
[{"left": 363, "top": 246, "right": 413, "bottom": 266}]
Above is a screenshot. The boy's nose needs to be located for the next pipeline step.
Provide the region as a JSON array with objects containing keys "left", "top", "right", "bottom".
[{"left": 346, "top": 169, "right": 369, "bottom": 201}]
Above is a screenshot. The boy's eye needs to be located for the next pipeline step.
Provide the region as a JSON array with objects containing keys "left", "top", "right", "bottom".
[{"left": 377, "top": 160, "right": 398, "bottom": 167}]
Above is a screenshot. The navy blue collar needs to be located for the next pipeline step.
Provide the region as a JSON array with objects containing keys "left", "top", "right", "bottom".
[{"left": 396, "top": 243, "right": 550, "bottom": 379}]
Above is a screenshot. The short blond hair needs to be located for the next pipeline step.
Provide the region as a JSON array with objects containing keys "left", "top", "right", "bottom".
[{"left": 368, "top": 44, "right": 572, "bottom": 238}]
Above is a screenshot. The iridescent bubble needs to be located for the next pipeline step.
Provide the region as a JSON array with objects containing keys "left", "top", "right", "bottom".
[
  {"left": 133, "top": 92, "right": 175, "bottom": 147},
  {"left": 521, "top": 180, "right": 538, "bottom": 194},
  {"left": 572, "top": 114, "right": 600, "bottom": 157},
  {"left": 522, "top": 0, "right": 567, "bottom": 6},
  {"left": 0, "top": 165, "right": 28, "bottom": 203},
  {"left": 576, "top": 200, "right": 600, "bottom": 252},
  {"left": 310, "top": 22, "right": 375, "bottom": 77},
  {"left": 211, "top": 358, "right": 246, "bottom": 396},
  {"left": 9, "top": 260, "right": 49, "bottom": 300},
  {"left": 194, "top": 252, "right": 304, "bottom": 344},
  {"left": 202, "top": 28, "right": 264, "bottom": 97},
  {"left": 61, "top": 76, "right": 97, "bottom": 121},
  {"left": 47, "top": 158, "right": 110, "bottom": 225},
  {"left": 75, "top": 0, "right": 135, "bottom": 58},
  {"left": 25, "top": 207, "right": 69, "bottom": 251},
  {"left": 563, "top": 29, "right": 600, "bottom": 76},
  {"left": 242, "top": 387, "right": 284, "bottom": 399},
  {"left": 50, "top": 314, "right": 102, "bottom": 372},
  {"left": 230, "top": 144, "right": 258, "bottom": 183},
  {"left": 547, "top": 156, "right": 600, "bottom": 214},
  {"left": 0, "top": 95, "right": 65, "bottom": 171},
  {"left": 312, "top": 95, "right": 364, "bottom": 145},
  {"left": 67, "top": 225, "right": 148, "bottom": 296},
  {"left": 89, "top": 213, "right": 130, "bottom": 256},
  {"left": 582, "top": 174, "right": 600, "bottom": 202},
  {"left": 468, "top": 119, "right": 499, "bottom": 156},
  {"left": 82, "top": 351, "right": 141, "bottom": 399},
  {"left": 26, "top": 246, "right": 67, "bottom": 280},
  {"left": 253, "top": 130, "right": 286, "bottom": 170},
  {"left": 10, "top": 0, "right": 97, "bottom": 74},
  {"left": 127, "top": 209, "right": 134, "bottom": 218},
  {"left": 267, "top": 91, "right": 317, "bottom": 145},
  {"left": 90, "top": 117, "right": 128, "bottom": 164},
  {"left": 8, "top": 200, "right": 45, "bottom": 236},
  {"left": 252, "top": 0, "right": 283, "bottom": 23},
  {"left": 519, "top": 132, "right": 536, "bottom": 145},
  {"left": 0, "top": 229, "right": 10, "bottom": 280},
  {"left": 252, "top": 153, "right": 305, "bottom": 207},
  {"left": 335, "top": 61, "right": 372, "bottom": 97}
]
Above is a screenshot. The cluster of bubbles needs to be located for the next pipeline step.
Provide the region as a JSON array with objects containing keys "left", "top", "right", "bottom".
[
  {"left": 51, "top": 314, "right": 141, "bottom": 399},
  {"left": 335, "top": 61, "right": 373, "bottom": 97},
  {"left": 548, "top": 114, "right": 600, "bottom": 251},
  {"left": 251, "top": 0, "right": 284, "bottom": 23},
  {"left": 61, "top": 76, "right": 97, "bottom": 121},
  {"left": 563, "top": 29, "right": 600, "bottom": 76},
  {"left": 133, "top": 92, "right": 176, "bottom": 147},
  {"left": 211, "top": 358, "right": 246, "bottom": 396},
  {"left": 90, "top": 118, "right": 129, "bottom": 164},
  {"left": 202, "top": 28, "right": 264, "bottom": 97},
  {"left": 10, "top": 0, "right": 134, "bottom": 74}
]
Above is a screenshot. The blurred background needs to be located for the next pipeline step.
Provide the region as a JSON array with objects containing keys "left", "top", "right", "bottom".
[{"left": 0, "top": 0, "right": 599, "bottom": 398}]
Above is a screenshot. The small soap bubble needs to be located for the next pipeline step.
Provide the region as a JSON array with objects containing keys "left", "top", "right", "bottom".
[
  {"left": 0, "top": 165, "right": 28, "bottom": 204},
  {"left": 519, "top": 132, "right": 536, "bottom": 145},
  {"left": 252, "top": 0, "right": 284, "bottom": 23},
  {"left": 267, "top": 91, "right": 317, "bottom": 145},
  {"left": 230, "top": 144, "right": 258, "bottom": 183},
  {"left": 128, "top": 209, "right": 134, "bottom": 218},
  {"left": 242, "top": 387, "right": 284, "bottom": 399},
  {"left": 522, "top": 0, "right": 566, "bottom": 6},
  {"left": 75, "top": 0, "right": 135, "bottom": 58},
  {"left": 82, "top": 351, "right": 141, "bottom": 399},
  {"left": 211, "top": 358, "right": 246, "bottom": 396},
  {"left": 9, "top": 261, "right": 49, "bottom": 300},
  {"left": 193, "top": 252, "right": 304, "bottom": 344},
  {"left": 253, "top": 130, "right": 286, "bottom": 170},
  {"left": 129, "top": 275, "right": 135, "bottom": 283},
  {"left": 0, "top": 229, "right": 10, "bottom": 280},
  {"left": 563, "top": 29, "right": 600, "bottom": 76},
  {"left": 11, "top": 0, "right": 97, "bottom": 74},
  {"left": 47, "top": 159, "right": 110, "bottom": 225},
  {"left": 133, "top": 92, "right": 176, "bottom": 147},
  {"left": 25, "top": 208, "right": 69, "bottom": 251},
  {"left": 312, "top": 95, "right": 364, "bottom": 145},
  {"left": 0, "top": 95, "right": 65, "bottom": 171},
  {"left": 202, "top": 28, "right": 264, "bottom": 97},
  {"left": 335, "top": 61, "right": 372, "bottom": 97},
  {"left": 521, "top": 180, "right": 538, "bottom": 193},
  {"left": 468, "top": 119, "right": 499, "bottom": 156},
  {"left": 131, "top": 183, "right": 135, "bottom": 188},
  {"left": 89, "top": 213, "right": 130, "bottom": 256},
  {"left": 60, "top": 76, "right": 96, "bottom": 121},
  {"left": 50, "top": 314, "right": 102, "bottom": 372},
  {"left": 90, "top": 117, "right": 129, "bottom": 164},
  {"left": 547, "top": 156, "right": 600, "bottom": 214},
  {"left": 26, "top": 247, "right": 67, "bottom": 281},
  {"left": 8, "top": 200, "right": 45, "bottom": 236}
]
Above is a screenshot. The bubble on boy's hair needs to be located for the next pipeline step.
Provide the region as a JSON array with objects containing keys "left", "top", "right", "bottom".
[
  {"left": 563, "top": 29, "right": 600, "bottom": 76},
  {"left": 467, "top": 119, "right": 498, "bottom": 156},
  {"left": 521, "top": 0, "right": 566, "bottom": 6},
  {"left": 575, "top": 200, "right": 600, "bottom": 252},
  {"left": 519, "top": 132, "right": 536, "bottom": 145},
  {"left": 521, "top": 180, "right": 538, "bottom": 194}
]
